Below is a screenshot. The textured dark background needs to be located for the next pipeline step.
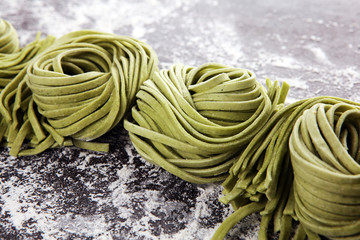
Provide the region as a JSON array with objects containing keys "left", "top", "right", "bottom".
[{"left": 1, "top": 0, "right": 360, "bottom": 239}]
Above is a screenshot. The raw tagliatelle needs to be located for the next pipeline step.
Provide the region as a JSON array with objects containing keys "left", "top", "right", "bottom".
[
  {"left": 0, "top": 19, "right": 19, "bottom": 53},
  {"left": 0, "top": 29, "right": 158, "bottom": 156},
  {"left": 0, "top": 19, "right": 55, "bottom": 93},
  {"left": 290, "top": 102, "right": 360, "bottom": 240},
  {"left": 124, "top": 63, "right": 289, "bottom": 184},
  {"left": 1, "top": 18, "right": 360, "bottom": 240},
  {"left": 214, "top": 97, "right": 360, "bottom": 240}
]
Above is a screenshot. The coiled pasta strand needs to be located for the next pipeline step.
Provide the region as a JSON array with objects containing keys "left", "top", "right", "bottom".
[
  {"left": 290, "top": 102, "right": 360, "bottom": 240},
  {"left": 2, "top": 18, "right": 360, "bottom": 240},
  {"left": 0, "top": 19, "right": 55, "bottom": 93},
  {"left": 124, "top": 63, "right": 289, "bottom": 184},
  {"left": 215, "top": 96, "right": 360, "bottom": 240},
  {"left": 0, "top": 19, "right": 56, "bottom": 153},
  {"left": 0, "top": 34, "right": 55, "bottom": 92},
  {"left": 0, "top": 30, "right": 158, "bottom": 156},
  {"left": 0, "top": 19, "right": 19, "bottom": 54}
]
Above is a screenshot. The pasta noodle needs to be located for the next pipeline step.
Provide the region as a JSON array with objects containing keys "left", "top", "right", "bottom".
[
  {"left": 124, "top": 63, "right": 289, "bottom": 184},
  {"left": 215, "top": 96, "right": 360, "bottom": 240},
  {"left": 1, "top": 18, "right": 360, "bottom": 240},
  {"left": 290, "top": 102, "right": 360, "bottom": 240},
  {"left": 0, "top": 19, "right": 19, "bottom": 54},
  {"left": 0, "top": 20, "right": 55, "bottom": 93},
  {"left": 1, "top": 28, "right": 158, "bottom": 156}
]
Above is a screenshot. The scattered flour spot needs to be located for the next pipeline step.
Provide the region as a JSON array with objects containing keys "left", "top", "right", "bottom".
[
  {"left": 159, "top": 184, "right": 226, "bottom": 240},
  {"left": 269, "top": 56, "right": 302, "bottom": 69},
  {"left": 309, "top": 35, "right": 322, "bottom": 42},
  {"left": 132, "top": 25, "right": 147, "bottom": 39},
  {"left": 96, "top": 232, "right": 114, "bottom": 240},
  {"left": 54, "top": 214, "right": 108, "bottom": 236},
  {"left": 277, "top": 76, "right": 308, "bottom": 90},
  {"left": 304, "top": 45, "right": 332, "bottom": 65},
  {"left": 284, "top": 96, "right": 300, "bottom": 104},
  {"left": 0, "top": 178, "right": 56, "bottom": 237}
]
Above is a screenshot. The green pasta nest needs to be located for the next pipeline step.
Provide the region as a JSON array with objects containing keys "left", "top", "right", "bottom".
[
  {"left": 0, "top": 20, "right": 55, "bottom": 93},
  {"left": 124, "top": 63, "right": 289, "bottom": 184},
  {"left": 0, "top": 19, "right": 19, "bottom": 53},
  {"left": 27, "top": 30, "right": 159, "bottom": 141},
  {"left": 290, "top": 102, "right": 360, "bottom": 239},
  {"left": 216, "top": 97, "right": 360, "bottom": 240},
  {"left": 0, "top": 29, "right": 158, "bottom": 156},
  {"left": 1, "top": 18, "right": 360, "bottom": 240}
]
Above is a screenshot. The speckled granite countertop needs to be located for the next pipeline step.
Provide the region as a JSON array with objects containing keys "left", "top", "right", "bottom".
[{"left": 1, "top": 0, "right": 360, "bottom": 239}]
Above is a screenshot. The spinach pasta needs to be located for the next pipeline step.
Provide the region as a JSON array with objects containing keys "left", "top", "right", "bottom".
[
  {"left": 290, "top": 102, "right": 360, "bottom": 240},
  {"left": 124, "top": 63, "right": 289, "bottom": 184},
  {"left": 0, "top": 19, "right": 19, "bottom": 54},
  {"left": 0, "top": 29, "right": 158, "bottom": 156},
  {"left": 0, "top": 19, "right": 55, "bottom": 93},
  {"left": 1, "top": 17, "right": 360, "bottom": 240},
  {"left": 215, "top": 97, "right": 360, "bottom": 240}
]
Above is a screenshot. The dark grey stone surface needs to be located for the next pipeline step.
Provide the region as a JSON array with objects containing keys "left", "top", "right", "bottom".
[{"left": 1, "top": 0, "right": 360, "bottom": 239}]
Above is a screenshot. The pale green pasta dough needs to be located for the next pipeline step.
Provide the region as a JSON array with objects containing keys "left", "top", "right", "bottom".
[
  {"left": 0, "top": 34, "right": 55, "bottom": 92},
  {"left": 0, "top": 19, "right": 55, "bottom": 93},
  {"left": 0, "top": 29, "right": 158, "bottom": 156},
  {"left": 0, "top": 19, "right": 19, "bottom": 53},
  {"left": 215, "top": 96, "right": 360, "bottom": 240},
  {"left": 1, "top": 18, "right": 360, "bottom": 240},
  {"left": 124, "top": 63, "right": 289, "bottom": 184},
  {"left": 290, "top": 102, "right": 360, "bottom": 240}
]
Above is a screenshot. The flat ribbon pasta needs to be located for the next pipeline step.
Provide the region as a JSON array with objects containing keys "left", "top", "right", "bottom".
[
  {"left": 0, "top": 30, "right": 158, "bottom": 156},
  {"left": 290, "top": 102, "right": 360, "bottom": 240},
  {"left": 124, "top": 63, "right": 289, "bottom": 184},
  {"left": 215, "top": 97, "right": 360, "bottom": 240},
  {"left": 0, "top": 34, "right": 55, "bottom": 93},
  {"left": 0, "top": 19, "right": 55, "bottom": 93},
  {"left": 2, "top": 17, "right": 360, "bottom": 240},
  {"left": 0, "top": 19, "right": 19, "bottom": 53}
]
